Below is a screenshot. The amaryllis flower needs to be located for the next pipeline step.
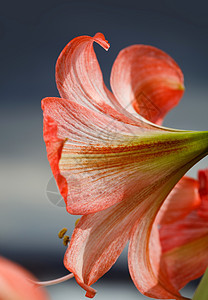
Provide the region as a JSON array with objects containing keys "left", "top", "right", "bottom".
[
  {"left": 159, "top": 168, "right": 208, "bottom": 294},
  {"left": 0, "top": 256, "right": 49, "bottom": 300},
  {"left": 42, "top": 33, "right": 208, "bottom": 299}
]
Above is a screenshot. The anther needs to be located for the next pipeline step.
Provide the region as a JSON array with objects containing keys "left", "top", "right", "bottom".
[
  {"left": 58, "top": 228, "right": 68, "bottom": 239},
  {"left": 63, "top": 235, "right": 70, "bottom": 246},
  {"left": 75, "top": 218, "right": 80, "bottom": 227}
]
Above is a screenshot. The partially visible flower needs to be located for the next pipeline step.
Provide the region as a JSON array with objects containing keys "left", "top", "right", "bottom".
[
  {"left": 157, "top": 176, "right": 201, "bottom": 225},
  {"left": 42, "top": 33, "right": 208, "bottom": 299},
  {"left": 159, "top": 168, "right": 208, "bottom": 293},
  {"left": 0, "top": 256, "right": 49, "bottom": 300}
]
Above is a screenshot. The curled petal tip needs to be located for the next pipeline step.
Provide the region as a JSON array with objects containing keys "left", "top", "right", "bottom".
[
  {"left": 85, "top": 290, "right": 97, "bottom": 298},
  {"left": 110, "top": 44, "right": 185, "bottom": 124},
  {"left": 94, "top": 32, "right": 110, "bottom": 50}
]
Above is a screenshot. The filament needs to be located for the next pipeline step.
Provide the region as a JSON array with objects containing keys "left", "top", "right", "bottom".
[{"left": 33, "top": 273, "right": 74, "bottom": 287}]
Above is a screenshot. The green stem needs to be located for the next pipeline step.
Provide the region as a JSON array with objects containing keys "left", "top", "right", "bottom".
[{"left": 192, "top": 268, "right": 208, "bottom": 300}]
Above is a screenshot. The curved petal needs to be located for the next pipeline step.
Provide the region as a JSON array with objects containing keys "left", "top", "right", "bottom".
[
  {"left": 110, "top": 45, "right": 184, "bottom": 125},
  {"left": 157, "top": 176, "right": 200, "bottom": 225},
  {"left": 56, "top": 32, "right": 110, "bottom": 105},
  {"left": 64, "top": 170, "right": 192, "bottom": 298},
  {"left": 64, "top": 165, "right": 207, "bottom": 298},
  {"left": 42, "top": 97, "right": 208, "bottom": 215},
  {"left": 42, "top": 96, "right": 157, "bottom": 214},
  {"left": 0, "top": 257, "right": 49, "bottom": 300},
  {"left": 55, "top": 32, "right": 144, "bottom": 126},
  {"left": 160, "top": 211, "right": 208, "bottom": 290},
  {"left": 128, "top": 182, "right": 188, "bottom": 300},
  {"left": 64, "top": 201, "right": 134, "bottom": 298}
]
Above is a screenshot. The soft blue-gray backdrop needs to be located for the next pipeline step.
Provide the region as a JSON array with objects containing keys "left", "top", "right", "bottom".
[{"left": 1, "top": 0, "right": 208, "bottom": 299}]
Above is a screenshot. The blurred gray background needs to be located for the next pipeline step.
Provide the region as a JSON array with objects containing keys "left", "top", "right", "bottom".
[{"left": 0, "top": 0, "right": 208, "bottom": 299}]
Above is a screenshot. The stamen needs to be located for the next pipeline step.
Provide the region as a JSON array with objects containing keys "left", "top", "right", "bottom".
[
  {"left": 34, "top": 273, "right": 74, "bottom": 287},
  {"left": 58, "top": 228, "right": 68, "bottom": 239},
  {"left": 75, "top": 218, "right": 80, "bottom": 226},
  {"left": 63, "top": 235, "right": 70, "bottom": 246}
]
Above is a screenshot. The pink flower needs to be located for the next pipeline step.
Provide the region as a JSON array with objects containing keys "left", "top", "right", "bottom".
[
  {"left": 159, "top": 168, "right": 208, "bottom": 294},
  {"left": 0, "top": 256, "right": 49, "bottom": 300},
  {"left": 42, "top": 33, "right": 208, "bottom": 299}
]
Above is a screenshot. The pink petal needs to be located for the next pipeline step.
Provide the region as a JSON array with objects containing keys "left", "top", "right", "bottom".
[
  {"left": 42, "top": 96, "right": 151, "bottom": 214},
  {"left": 110, "top": 45, "right": 184, "bottom": 125},
  {"left": 42, "top": 96, "right": 161, "bottom": 215},
  {"left": 198, "top": 168, "right": 208, "bottom": 197},
  {"left": 160, "top": 211, "right": 208, "bottom": 290},
  {"left": 64, "top": 201, "right": 134, "bottom": 298},
  {"left": 160, "top": 210, "right": 208, "bottom": 254},
  {"left": 64, "top": 168, "right": 199, "bottom": 298},
  {"left": 0, "top": 257, "right": 49, "bottom": 300},
  {"left": 157, "top": 176, "right": 200, "bottom": 225},
  {"left": 55, "top": 32, "right": 144, "bottom": 125},
  {"left": 64, "top": 172, "right": 188, "bottom": 298},
  {"left": 198, "top": 168, "right": 208, "bottom": 219},
  {"left": 42, "top": 97, "right": 208, "bottom": 215},
  {"left": 128, "top": 184, "right": 188, "bottom": 300},
  {"left": 55, "top": 33, "right": 111, "bottom": 109}
]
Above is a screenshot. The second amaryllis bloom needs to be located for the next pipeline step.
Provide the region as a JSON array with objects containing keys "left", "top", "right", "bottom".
[
  {"left": 159, "top": 168, "right": 208, "bottom": 294},
  {"left": 42, "top": 33, "right": 208, "bottom": 299}
]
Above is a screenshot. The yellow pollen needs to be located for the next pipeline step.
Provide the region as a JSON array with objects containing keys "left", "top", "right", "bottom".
[
  {"left": 75, "top": 218, "right": 80, "bottom": 227},
  {"left": 63, "top": 235, "right": 70, "bottom": 246},
  {"left": 58, "top": 228, "right": 68, "bottom": 239}
]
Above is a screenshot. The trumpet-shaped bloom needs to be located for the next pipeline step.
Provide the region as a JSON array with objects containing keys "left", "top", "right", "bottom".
[
  {"left": 42, "top": 33, "right": 208, "bottom": 299},
  {"left": 0, "top": 257, "right": 49, "bottom": 300},
  {"left": 159, "top": 169, "right": 208, "bottom": 293}
]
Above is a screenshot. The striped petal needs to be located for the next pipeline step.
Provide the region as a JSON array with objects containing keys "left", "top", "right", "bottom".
[
  {"left": 64, "top": 201, "right": 133, "bottom": 298},
  {"left": 64, "top": 171, "right": 193, "bottom": 298},
  {"left": 55, "top": 32, "right": 143, "bottom": 125},
  {"left": 128, "top": 179, "right": 189, "bottom": 300},
  {"left": 157, "top": 176, "right": 200, "bottom": 225},
  {"left": 64, "top": 157, "right": 208, "bottom": 298},
  {"left": 42, "top": 97, "right": 208, "bottom": 215},
  {"left": 110, "top": 45, "right": 184, "bottom": 125},
  {"left": 160, "top": 211, "right": 208, "bottom": 291},
  {"left": 42, "top": 96, "right": 156, "bottom": 214},
  {"left": 0, "top": 257, "right": 49, "bottom": 300},
  {"left": 55, "top": 32, "right": 111, "bottom": 109}
]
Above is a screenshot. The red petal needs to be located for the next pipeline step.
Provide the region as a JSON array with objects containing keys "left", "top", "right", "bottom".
[
  {"left": 110, "top": 45, "right": 184, "bottom": 125},
  {"left": 160, "top": 211, "right": 208, "bottom": 290},
  {"left": 0, "top": 257, "right": 49, "bottom": 300},
  {"left": 64, "top": 201, "right": 134, "bottom": 298},
  {"left": 55, "top": 32, "right": 143, "bottom": 125},
  {"left": 41, "top": 108, "right": 68, "bottom": 200},
  {"left": 128, "top": 213, "right": 186, "bottom": 299},
  {"left": 42, "top": 97, "right": 159, "bottom": 215},
  {"left": 42, "top": 97, "right": 208, "bottom": 215},
  {"left": 198, "top": 168, "right": 208, "bottom": 219},
  {"left": 198, "top": 168, "right": 208, "bottom": 197},
  {"left": 64, "top": 173, "right": 186, "bottom": 298},
  {"left": 55, "top": 33, "right": 111, "bottom": 108},
  {"left": 157, "top": 176, "right": 200, "bottom": 225}
]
